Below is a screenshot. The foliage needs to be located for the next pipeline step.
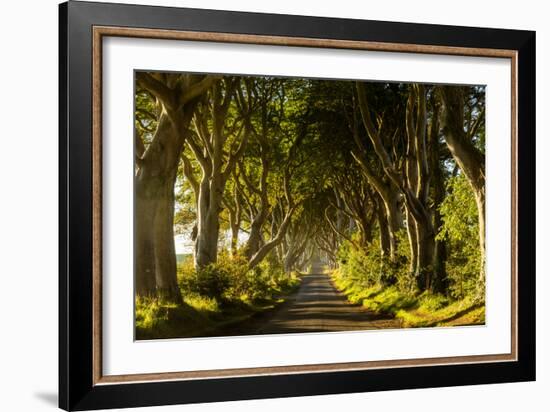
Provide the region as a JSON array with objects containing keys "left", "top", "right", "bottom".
[
  {"left": 134, "top": 89, "right": 158, "bottom": 148},
  {"left": 333, "top": 197, "right": 485, "bottom": 327},
  {"left": 137, "top": 253, "right": 301, "bottom": 339},
  {"left": 177, "top": 252, "right": 299, "bottom": 304},
  {"left": 437, "top": 174, "right": 482, "bottom": 299},
  {"left": 336, "top": 230, "right": 412, "bottom": 292}
]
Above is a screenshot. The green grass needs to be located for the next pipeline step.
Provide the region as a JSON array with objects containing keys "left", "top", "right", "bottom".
[
  {"left": 136, "top": 272, "right": 301, "bottom": 339},
  {"left": 135, "top": 296, "right": 215, "bottom": 340},
  {"left": 331, "top": 273, "right": 382, "bottom": 304},
  {"left": 396, "top": 296, "right": 484, "bottom": 327},
  {"left": 331, "top": 269, "right": 485, "bottom": 328},
  {"left": 361, "top": 287, "right": 417, "bottom": 314}
]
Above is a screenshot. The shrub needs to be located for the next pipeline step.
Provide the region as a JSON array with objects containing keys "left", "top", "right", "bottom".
[
  {"left": 437, "top": 174, "right": 482, "bottom": 300},
  {"left": 337, "top": 230, "right": 411, "bottom": 292},
  {"left": 194, "top": 264, "right": 231, "bottom": 297},
  {"left": 177, "top": 255, "right": 197, "bottom": 293},
  {"left": 177, "top": 251, "right": 299, "bottom": 304}
]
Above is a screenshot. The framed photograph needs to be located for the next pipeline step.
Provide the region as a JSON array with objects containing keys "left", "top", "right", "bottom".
[{"left": 59, "top": 1, "right": 535, "bottom": 410}]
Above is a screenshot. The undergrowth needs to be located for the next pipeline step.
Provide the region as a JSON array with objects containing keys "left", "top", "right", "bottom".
[
  {"left": 136, "top": 253, "right": 301, "bottom": 339},
  {"left": 332, "top": 267, "right": 484, "bottom": 328}
]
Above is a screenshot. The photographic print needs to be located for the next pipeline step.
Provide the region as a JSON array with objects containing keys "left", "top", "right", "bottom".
[
  {"left": 60, "top": 3, "right": 534, "bottom": 408},
  {"left": 134, "top": 73, "right": 486, "bottom": 340}
]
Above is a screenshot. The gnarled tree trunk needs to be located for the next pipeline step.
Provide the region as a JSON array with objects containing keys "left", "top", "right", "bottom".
[
  {"left": 186, "top": 79, "right": 248, "bottom": 270},
  {"left": 194, "top": 174, "right": 223, "bottom": 268},
  {"left": 134, "top": 72, "right": 217, "bottom": 301},
  {"left": 135, "top": 114, "right": 183, "bottom": 300},
  {"left": 356, "top": 82, "right": 436, "bottom": 291},
  {"left": 427, "top": 96, "right": 448, "bottom": 293},
  {"left": 153, "top": 167, "right": 181, "bottom": 302},
  {"left": 135, "top": 176, "right": 159, "bottom": 297},
  {"left": 414, "top": 216, "right": 436, "bottom": 290}
]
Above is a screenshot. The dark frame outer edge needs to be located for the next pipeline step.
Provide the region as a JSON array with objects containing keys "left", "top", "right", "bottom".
[
  {"left": 516, "top": 31, "right": 536, "bottom": 379},
  {"left": 59, "top": 2, "right": 69, "bottom": 410},
  {"left": 59, "top": 1, "right": 536, "bottom": 410}
]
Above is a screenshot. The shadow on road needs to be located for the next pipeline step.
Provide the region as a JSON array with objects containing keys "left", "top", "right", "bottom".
[{"left": 216, "top": 272, "right": 401, "bottom": 337}]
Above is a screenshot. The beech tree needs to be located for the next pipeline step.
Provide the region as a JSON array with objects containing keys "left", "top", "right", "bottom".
[
  {"left": 182, "top": 78, "right": 250, "bottom": 269},
  {"left": 343, "top": 88, "right": 403, "bottom": 263},
  {"left": 135, "top": 72, "right": 218, "bottom": 301},
  {"left": 355, "top": 83, "right": 446, "bottom": 291}
]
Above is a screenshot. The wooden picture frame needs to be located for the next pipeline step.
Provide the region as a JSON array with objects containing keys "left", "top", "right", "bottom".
[{"left": 59, "top": 1, "right": 535, "bottom": 410}]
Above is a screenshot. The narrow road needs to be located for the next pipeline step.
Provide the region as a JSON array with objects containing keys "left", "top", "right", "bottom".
[{"left": 225, "top": 263, "right": 401, "bottom": 336}]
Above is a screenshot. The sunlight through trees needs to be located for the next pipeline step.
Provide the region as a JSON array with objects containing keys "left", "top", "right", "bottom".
[{"left": 134, "top": 73, "right": 486, "bottom": 338}]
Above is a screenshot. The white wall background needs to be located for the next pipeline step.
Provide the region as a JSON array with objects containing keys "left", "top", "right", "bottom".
[{"left": 0, "top": 0, "right": 545, "bottom": 411}]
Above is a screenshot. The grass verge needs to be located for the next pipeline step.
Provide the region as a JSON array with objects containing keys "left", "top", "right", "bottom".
[
  {"left": 331, "top": 269, "right": 484, "bottom": 328},
  {"left": 136, "top": 273, "right": 301, "bottom": 339}
]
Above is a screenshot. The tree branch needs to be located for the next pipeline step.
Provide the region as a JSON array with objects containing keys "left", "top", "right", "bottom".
[
  {"left": 136, "top": 72, "right": 174, "bottom": 106},
  {"left": 179, "top": 75, "right": 221, "bottom": 107}
]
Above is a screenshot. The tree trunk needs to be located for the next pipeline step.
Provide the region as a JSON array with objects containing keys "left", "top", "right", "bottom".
[
  {"left": 383, "top": 189, "right": 401, "bottom": 262},
  {"left": 430, "top": 154, "right": 448, "bottom": 293},
  {"left": 194, "top": 178, "right": 222, "bottom": 269},
  {"left": 376, "top": 200, "right": 397, "bottom": 285},
  {"left": 188, "top": 78, "right": 247, "bottom": 269},
  {"left": 245, "top": 219, "right": 265, "bottom": 260},
  {"left": 134, "top": 72, "right": 216, "bottom": 301},
  {"left": 415, "top": 217, "right": 436, "bottom": 291},
  {"left": 153, "top": 168, "right": 182, "bottom": 303},
  {"left": 248, "top": 208, "right": 294, "bottom": 269},
  {"left": 377, "top": 204, "right": 391, "bottom": 259},
  {"left": 225, "top": 190, "right": 242, "bottom": 257},
  {"left": 230, "top": 222, "right": 240, "bottom": 256},
  {"left": 356, "top": 82, "right": 437, "bottom": 292},
  {"left": 135, "top": 176, "right": 158, "bottom": 297},
  {"left": 135, "top": 115, "right": 180, "bottom": 298},
  {"left": 405, "top": 210, "right": 418, "bottom": 281},
  {"left": 475, "top": 190, "right": 486, "bottom": 285},
  {"left": 283, "top": 230, "right": 309, "bottom": 273},
  {"left": 283, "top": 250, "right": 295, "bottom": 273},
  {"left": 194, "top": 211, "right": 220, "bottom": 268}
]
